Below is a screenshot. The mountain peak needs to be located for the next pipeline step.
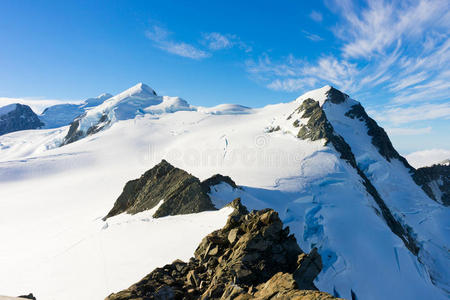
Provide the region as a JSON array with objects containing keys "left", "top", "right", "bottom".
[
  {"left": 124, "top": 82, "right": 157, "bottom": 97},
  {"left": 295, "top": 85, "right": 349, "bottom": 107}
]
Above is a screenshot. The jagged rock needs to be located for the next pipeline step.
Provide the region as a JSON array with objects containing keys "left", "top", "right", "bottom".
[
  {"left": 201, "top": 174, "right": 239, "bottom": 193},
  {"left": 413, "top": 164, "right": 450, "bottom": 206},
  {"left": 294, "top": 248, "right": 323, "bottom": 290},
  {"left": 0, "top": 104, "right": 43, "bottom": 136},
  {"left": 104, "top": 160, "right": 216, "bottom": 219},
  {"left": 105, "top": 199, "right": 339, "bottom": 300},
  {"left": 325, "top": 87, "right": 348, "bottom": 104},
  {"left": 104, "top": 160, "right": 239, "bottom": 219},
  {"left": 253, "top": 272, "right": 336, "bottom": 300}
]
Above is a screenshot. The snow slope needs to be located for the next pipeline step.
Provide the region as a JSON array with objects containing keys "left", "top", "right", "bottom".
[
  {"left": 0, "top": 84, "right": 448, "bottom": 300},
  {"left": 39, "top": 93, "right": 112, "bottom": 129}
]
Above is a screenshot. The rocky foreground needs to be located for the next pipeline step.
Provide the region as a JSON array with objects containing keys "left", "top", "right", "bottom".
[{"left": 106, "top": 199, "right": 339, "bottom": 300}]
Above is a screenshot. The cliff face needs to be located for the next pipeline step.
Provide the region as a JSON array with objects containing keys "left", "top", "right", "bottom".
[{"left": 105, "top": 199, "right": 338, "bottom": 300}]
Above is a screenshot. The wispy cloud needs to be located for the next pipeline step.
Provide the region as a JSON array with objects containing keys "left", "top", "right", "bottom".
[
  {"left": 302, "top": 30, "right": 323, "bottom": 42},
  {"left": 202, "top": 32, "right": 252, "bottom": 52},
  {"left": 370, "top": 103, "right": 450, "bottom": 125},
  {"left": 386, "top": 126, "right": 432, "bottom": 136},
  {"left": 333, "top": 0, "right": 448, "bottom": 59},
  {"left": 245, "top": 0, "right": 449, "bottom": 129},
  {"left": 203, "top": 32, "right": 232, "bottom": 50},
  {"left": 309, "top": 11, "right": 323, "bottom": 22},
  {"left": 145, "top": 25, "right": 210, "bottom": 59},
  {"left": 246, "top": 54, "right": 357, "bottom": 92}
]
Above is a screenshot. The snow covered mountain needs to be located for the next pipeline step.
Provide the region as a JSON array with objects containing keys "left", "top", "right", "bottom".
[
  {"left": 62, "top": 83, "right": 194, "bottom": 145},
  {"left": 39, "top": 93, "right": 112, "bottom": 129},
  {"left": 0, "top": 84, "right": 448, "bottom": 300},
  {"left": 0, "top": 103, "right": 43, "bottom": 135}
]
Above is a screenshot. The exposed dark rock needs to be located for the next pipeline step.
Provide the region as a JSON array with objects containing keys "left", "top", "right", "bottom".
[
  {"left": 62, "top": 113, "right": 111, "bottom": 145},
  {"left": 0, "top": 104, "right": 43, "bottom": 136},
  {"left": 266, "top": 125, "right": 281, "bottom": 132},
  {"left": 18, "top": 294, "right": 36, "bottom": 300},
  {"left": 325, "top": 87, "right": 348, "bottom": 104},
  {"left": 105, "top": 199, "right": 339, "bottom": 300},
  {"left": 344, "top": 103, "right": 413, "bottom": 170},
  {"left": 413, "top": 164, "right": 450, "bottom": 206},
  {"left": 201, "top": 174, "right": 239, "bottom": 193},
  {"left": 104, "top": 160, "right": 216, "bottom": 219},
  {"left": 296, "top": 99, "right": 333, "bottom": 142},
  {"left": 294, "top": 98, "right": 357, "bottom": 167},
  {"left": 62, "top": 119, "right": 84, "bottom": 145},
  {"left": 292, "top": 96, "right": 420, "bottom": 256}
]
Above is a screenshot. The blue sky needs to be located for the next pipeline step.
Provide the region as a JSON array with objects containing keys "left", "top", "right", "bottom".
[{"left": 0, "top": 0, "right": 449, "bottom": 157}]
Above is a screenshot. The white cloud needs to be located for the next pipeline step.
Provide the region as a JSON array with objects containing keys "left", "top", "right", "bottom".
[
  {"left": 371, "top": 103, "right": 450, "bottom": 124},
  {"left": 267, "top": 78, "right": 317, "bottom": 92},
  {"left": 202, "top": 32, "right": 252, "bottom": 52},
  {"left": 302, "top": 30, "right": 323, "bottom": 42},
  {"left": 245, "top": 0, "right": 449, "bottom": 128},
  {"left": 309, "top": 11, "right": 323, "bottom": 22},
  {"left": 386, "top": 126, "right": 431, "bottom": 136},
  {"left": 145, "top": 26, "right": 210, "bottom": 59},
  {"left": 246, "top": 54, "right": 357, "bottom": 93},
  {"left": 0, "top": 97, "right": 81, "bottom": 114},
  {"left": 405, "top": 148, "right": 450, "bottom": 168},
  {"left": 333, "top": 0, "right": 449, "bottom": 59},
  {"left": 203, "top": 32, "right": 232, "bottom": 50}
]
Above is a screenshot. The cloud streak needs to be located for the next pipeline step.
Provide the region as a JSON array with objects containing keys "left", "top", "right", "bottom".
[
  {"left": 202, "top": 32, "right": 252, "bottom": 52},
  {"left": 245, "top": 0, "right": 449, "bottom": 128},
  {"left": 386, "top": 126, "right": 432, "bottom": 136},
  {"left": 370, "top": 103, "right": 450, "bottom": 125},
  {"left": 145, "top": 26, "right": 210, "bottom": 59}
]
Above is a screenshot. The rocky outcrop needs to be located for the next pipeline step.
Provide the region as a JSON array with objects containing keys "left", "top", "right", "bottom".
[
  {"left": 104, "top": 160, "right": 216, "bottom": 219},
  {"left": 17, "top": 294, "right": 36, "bottom": 300},
  {"left": 325, "top": 87, "right": 348, "bottom": 104},
  {"left": 105, "top": 199, "right": 338, "bottom": 300},
  {"left": 0, "top": 104, "right": 43, "bottom": 136},
  {"left": 201, "top": 174, "right": 239, "bottom": 193},
  {"left": 104, "top": 160, "right": 239, "bottom": 220},
  {"left": 413, "top": 164, "right": 450, "bottom": 206}
]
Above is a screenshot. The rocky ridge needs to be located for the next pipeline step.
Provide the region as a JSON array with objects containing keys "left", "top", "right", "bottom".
[
  {"left": 284, "top": 88, "right": 420, "bottom": 255},
  {"left": 105, "top": 199, "right": 338, "bottom": 300},
  {"left": 104, "top": 160, "right": 237, "bottom": 219}
]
